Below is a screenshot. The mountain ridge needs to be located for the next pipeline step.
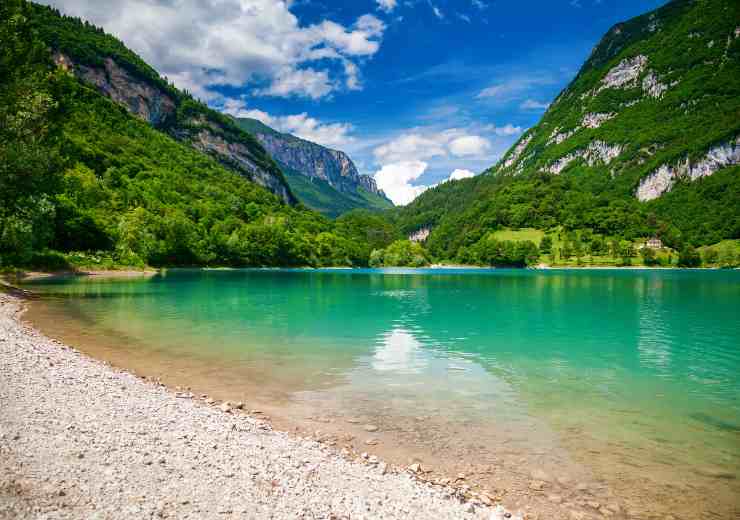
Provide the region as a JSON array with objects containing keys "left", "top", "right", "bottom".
[
  {"left": 395, "top": 0, "right": 740, "bottom": 260},
  {"left": 28, "top": 3, "right": 296, "bottom": 204},
  {"left": 235, "top": 117, "right": 393, "bottom": 217},
  {"left": 0, "top": 0, "right": 399, "bottom": 269}
]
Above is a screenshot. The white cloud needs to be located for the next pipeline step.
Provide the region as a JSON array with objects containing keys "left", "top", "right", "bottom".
[
  {"left": 448, "top": 135, "right": 491, "bottom": 157},
  {"left": 494, "top": 124, "right": 523, "bottom": 136},
  {"left": 520, "top": 99, "right": 550, "bottom": 110},
  {"left": 222, "top": 100, "right": 355, "bottom": 148},
  {"left": 373, "top": 164, "right": 477, "bottom": 206},
  {"left": 447, "top": 168, "right": 475, "bottom": 181},
  {"left": 472, "top": 0, "right": 487, "bottom": 9},
  {"left": 373, "top": 132, "right": 450, "bottom": 163},
  {"left": 457, "top": 13, "right": 472, "bottom": 23},
  {"left": 374, "top": 129, "right": 494, "bottom": 163},
  {"left": 39, "top": 0, "right": 385, "bottom": 101},
  {"left": 376, "top": 0, "right": 397, "bottom": 13},
  {"left": 342, "top": 60, "right": 361, "bottom": 90},
  {"left": 253, "top": 67, "right": 333, "bottom": 100},
  {"left": 432, "top": 6, "right": 444, "bottom": 19},
  {"left": 373, "top": 161, "right": 430, "bottom": 206}
]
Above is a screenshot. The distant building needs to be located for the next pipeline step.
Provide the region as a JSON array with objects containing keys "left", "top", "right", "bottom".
[
  {"left": 409, "top": 227, "right": 431, "bottom": 243},
  {"left": 644, "top": 237, "right": 663, "bottom": 249}
]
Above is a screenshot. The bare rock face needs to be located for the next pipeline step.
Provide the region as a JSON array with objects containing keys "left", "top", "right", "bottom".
[
  {"left": 636, "top": 136, "right": 740, "bottom": 201},
  {"left": 190, "top": 128, "right": 293, "bottom": 203},
  {"left": 502, "top": 134, "right": 533, "bottom": 171},
  {"left": 545, "top": 141, "right": 623, "bottom": 175},
  {"left": 55, "top": 53, "right": 176, "bottom": 126},
  {"left": 582, "top": 112, "right": 616, "bottom": 129},
  {"left": 251, "top": 129, "right": 388, "bottom": 200},
  {"left": 53, "top": 52, "right": 294, "bottom": 204},
  {"left": 408, "top": 227, "right": 431, "bottom": 243},
  {"left": 599, "top": 55, "right": 648, "bottom": 91},
  {"left": 641, "top": 70, "right": 668, "bottom": 99}
]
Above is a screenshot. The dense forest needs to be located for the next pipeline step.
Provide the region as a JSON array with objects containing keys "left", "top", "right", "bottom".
[
  {"left": 0, "top": 0, "right": 398, "bottom": 269},
  {"left": 1, "top": 0, "right": 738, "bottom": 271},
  {"left": 389, "top": 0, "right": 740, "bottom": 265}
]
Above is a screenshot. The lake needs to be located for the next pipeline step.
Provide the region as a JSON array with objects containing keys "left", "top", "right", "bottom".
[{"left": 21, "top": 268, "right": 740, "bottom": 518}]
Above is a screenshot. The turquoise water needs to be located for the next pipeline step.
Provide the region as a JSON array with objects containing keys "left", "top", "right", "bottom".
[{"left": 22, "top": 268, "right": 740, "bottom": 516}]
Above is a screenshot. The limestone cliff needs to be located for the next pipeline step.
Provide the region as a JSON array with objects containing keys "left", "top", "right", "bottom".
[
  {"left": 52, "top": 53, "right": 294, "bottom": 204},
  {"left": 235, "top": 118, "right": 392, "bottom": 216},
  {"left": 490, "top": 0, "right": 740, "bottom": 202}
]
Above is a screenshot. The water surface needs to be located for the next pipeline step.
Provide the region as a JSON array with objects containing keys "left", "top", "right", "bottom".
[{"left": 22, "top": 268, "right": 740, "bottom": 518}]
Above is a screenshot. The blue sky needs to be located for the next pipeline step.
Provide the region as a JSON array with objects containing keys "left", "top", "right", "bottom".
[{"left": 43, "top": 0, "right": 668, "bottom": 204}]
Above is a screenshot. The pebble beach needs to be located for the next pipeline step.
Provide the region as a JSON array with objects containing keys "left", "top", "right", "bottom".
[{"left": 0, "top": 292, "right": 510, "bottom": 519}]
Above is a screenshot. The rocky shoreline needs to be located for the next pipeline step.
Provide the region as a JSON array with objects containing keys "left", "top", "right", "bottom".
[{"left": 0, "top": 292, "right": 514, "bottom": 519}]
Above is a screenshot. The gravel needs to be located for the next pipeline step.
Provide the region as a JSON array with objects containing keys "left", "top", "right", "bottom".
[{"left": 0, "top": 293, "right": 503, "bottom": 519}]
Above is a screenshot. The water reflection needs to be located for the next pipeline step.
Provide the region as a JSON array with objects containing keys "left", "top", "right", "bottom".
[
  {"left": 637, "top": 276, "right": 673, "bottom": 372},
  {"left": 372, "top": 328, "right": 429, "bottom": 374}
]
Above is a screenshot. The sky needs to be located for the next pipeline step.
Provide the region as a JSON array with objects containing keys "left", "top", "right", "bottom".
[{"left": 41, "top": 0, "right": 668, "bottom": 205}]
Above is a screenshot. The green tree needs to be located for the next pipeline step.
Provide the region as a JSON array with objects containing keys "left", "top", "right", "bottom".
[
  {"left": 539, "top": 236, "right": 552, "bottom": 255},
  {"left": 640, "top": 247, "right": 658, "bottom": 266},
  {"left": 678, "top": 246, "right": 701, "bottom": 268}
]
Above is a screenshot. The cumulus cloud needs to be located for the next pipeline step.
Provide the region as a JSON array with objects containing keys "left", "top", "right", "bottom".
[
  {"left": 253, "top": 67, "right": 333, "bottom": 100},
  {"left": 447, "top": 169, "right": 476, "bottom": 181},
  {"left": 223, "top": 100, "right": 355, "bottom": 148},
  {"left": 373, "top": 163, "right": 477, "bottom": 205},
  {"left": 373, "top": 161, "right": 430, "bottom": 206},
  {"left": 374, "top": 129, "right": 492, "bottom": 163},
  {"left": 448, "top": 135, "right": 491, "bottom": 157},
  {"left": 39, "top": 0, "right": 385, "bottom": 101},
  {"left": 373, "top": 133, "right": 449, "bottom": 163},
  {"left": 376, "top": 0, "right": 397, "bottom": 13},
  {"left": 371, "top": 128, "right": 499, "bottom": 204}
]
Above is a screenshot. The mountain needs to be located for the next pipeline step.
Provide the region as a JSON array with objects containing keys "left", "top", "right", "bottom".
[
  {"left": 0, "top": 1, "right": 397, "bottom": 268},
  {"left": 27, "top": 3, "right": 295, "bottom": 204},
  {"left": 235, "top": 118, "right": 393, "bottom": 218},
  {"left": 396, "top": 0, "right": 740, "bottom": 260}
]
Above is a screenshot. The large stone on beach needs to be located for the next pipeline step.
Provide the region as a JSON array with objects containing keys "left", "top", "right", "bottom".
[{"left": 363, "top": 424, "right": 379, "bottom": 432}]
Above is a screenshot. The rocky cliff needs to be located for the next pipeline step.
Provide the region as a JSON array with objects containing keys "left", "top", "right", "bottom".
[
  {"left": 395, "top": 0, "right": 740, "bottom": 256},
  {"left": 48, "top": 48, "right": 293, "bottom": 203},
  {"left": 236, "top": 118, "right": 392, "bottom": 216},
  {"left": 492, "top": 0, "right": 740, "bottom": 202}
]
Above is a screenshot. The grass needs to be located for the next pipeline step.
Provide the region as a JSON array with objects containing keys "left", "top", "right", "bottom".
[
  {"left": 698, "top": 239, "right": 740, "bottom": 268},
  {"left": 0, "top": 250, "right": 150, "bottom": 274},
  {"left": 490, "top": 227, "right": 683, "bottom": 267},
  {"left": 491, "top": 228, "right": 545, "bottom": 243}
]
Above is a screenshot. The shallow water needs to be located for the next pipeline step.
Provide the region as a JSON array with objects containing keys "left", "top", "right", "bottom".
[{"left": 22, "top": 268, "right": 740, "bottom": 518}]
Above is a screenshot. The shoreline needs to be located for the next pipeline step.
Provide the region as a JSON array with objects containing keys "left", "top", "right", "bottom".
[
  {"left": 0, "top": 291, "right": 513, "bottom": 519},
  {"left": 4, "top": 263, "right": 729, "bottom": 286}
]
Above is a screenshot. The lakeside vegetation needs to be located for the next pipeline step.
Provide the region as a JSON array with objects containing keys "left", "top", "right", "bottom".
[
  {"left": 0, "top": 1, "right": 399, "bottom": 271},
  {"left": 1, "top": 0, "right": 738, "bottom": 272}
]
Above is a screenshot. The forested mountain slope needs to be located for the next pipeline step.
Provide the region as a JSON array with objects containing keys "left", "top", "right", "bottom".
[
  {"left": 397, "top": 0, "right": 740, "bottom": 261},
  {"left": 235, "top": 118, "right": 393, "bottom": 217},
  {"left": 26, "top": 3, "right": 295, "bottom": 203},
  {"left": 0, "top": 1, "right": 396, "bottom": 268}
]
